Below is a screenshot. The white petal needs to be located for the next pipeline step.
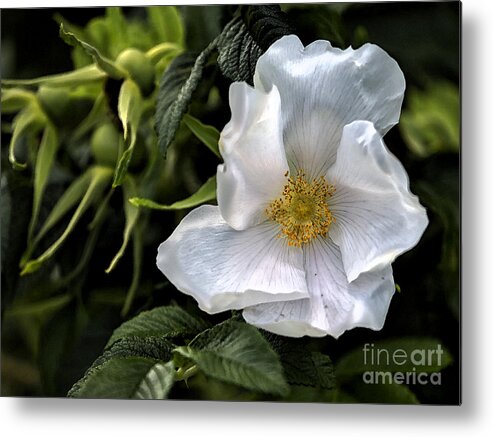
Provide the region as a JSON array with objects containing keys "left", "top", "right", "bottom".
[
  {"left": 327, "top": 120, "right": 429, "bottom": 282},
  {"left": 254, "top": 35, "right": 405, "bottom": 178},
  {"left": 157, "top": 205, "right": 308, "bottom": 314},
  {"left": 217, "top": 82, "right": 289, "bottom": 230},
  {"left": 243, "top": 238, "right": 395, "bottom": 338}
]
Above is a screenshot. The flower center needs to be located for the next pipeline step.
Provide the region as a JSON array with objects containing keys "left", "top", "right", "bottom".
[{"left": 266, "top": 170, "right": 335, "bottom": 247}]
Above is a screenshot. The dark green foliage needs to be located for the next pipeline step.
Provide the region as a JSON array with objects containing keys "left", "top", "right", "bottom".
[
  {"left": 155, "top": 5, "right": 294, "bottom": 155},
  {"left": 264, "top": 332, "right": 335, "bottom": 389},
  {"left": 175, "top": 320, "right": 289, "bottom": 396},
  {"left": 155, "top": 50, "right": 213, "bottom": 157}
]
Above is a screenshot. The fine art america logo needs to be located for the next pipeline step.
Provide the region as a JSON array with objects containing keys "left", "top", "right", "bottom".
[{"left": 362, "top": 343, "right": 445, "bottom": 386}]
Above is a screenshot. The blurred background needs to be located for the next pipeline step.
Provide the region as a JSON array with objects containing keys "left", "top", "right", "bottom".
[{"left": 1, "top": 3, "right": 460, "bottom": 403}]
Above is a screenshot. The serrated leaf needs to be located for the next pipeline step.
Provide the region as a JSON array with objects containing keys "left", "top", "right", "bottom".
[
  {"left": 174, "top": 320, "right": 289, "bottom": 396},
  {"left": 183, "top": 114, "right": 221, "bottom": 157},
  {"left": 265, "top": 333, "right": 335, "bottom": 389},
  {"left": 28, "top": 123, "right": 60, "bottom": 242},
  {"left": 155, "top": 45, "right": 216, "bottom": 157},
  {"left": 240, "top": 5, "right": 295, "bottom": 51},
  {"left": 129, "top": 175, "right": 216, "bottom": 210},
  {"left": 112, "top": 79, "right": 143, "bottom": 187},
  {"left": 310, "top": 353, "right": 336, "bottom": 389},
  {"left": 21, "top": 166, "right": 113, "bottom": 275},
  {"left": 9, "top": 102, "right": 47, "bottom": 170},
  {"left": 216, "top": 6, "right": 294, "bottom": 83},
  {"left": 1, "top": 64, "right": 106, "bottom": 88},
  {"left": 68, "top": 357, "right": 175, "bottom": 399},
  {"left": 99, "top": 336, "right": 174, "bottom": 365},
  {"left": 134, "top": 361, "right": 176, "bottom": 399},
  {"left": 152, "top": 5, "right": 293, "bottom": 155},
  {"left": 1, "top": 88, "right": 36, "bottom": 113},
  {"left": 336, "top": 337, "right": 453, "bottom": 381},
  {"left": 148, "top": 6, "right": 184, "bottom": 46},
  {"left": 216, "top": 16, "right": 263, "bottom": 84},
  {"left": 107, "top": 305, "right": 210, "bottom": 348},
  {"left": 59, "top": 23, "right": 127, "bottom": 79}
]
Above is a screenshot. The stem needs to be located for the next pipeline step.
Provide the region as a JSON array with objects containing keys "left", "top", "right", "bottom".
[{"left": 175, "top": 364, "right": 198, "bottom": 382}]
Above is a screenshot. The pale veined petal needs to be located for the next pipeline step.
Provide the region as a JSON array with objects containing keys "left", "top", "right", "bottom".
[
  {"left": 327, "top": 120, "right": 428, "bottom": 283},
  {"left": 217, "top": 82, "right": 289, "bottom": 230},
  {"left": 253, "top": 35, "right": 405, "bottom": 178},
  {"left": 243, "top": 238, "right": 395, "bottom": 338},
  {"left": 157, "top": 205, "right": 308, "bottom": 314}
]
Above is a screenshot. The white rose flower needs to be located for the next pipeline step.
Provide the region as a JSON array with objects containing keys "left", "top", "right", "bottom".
[{"left": 157, "top": 35, "right": 428, "bottom": 338}]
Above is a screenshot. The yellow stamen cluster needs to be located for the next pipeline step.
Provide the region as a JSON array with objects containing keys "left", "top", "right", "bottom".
[{"left": 266, "top": 170, "right": 336, "bottom": 247}]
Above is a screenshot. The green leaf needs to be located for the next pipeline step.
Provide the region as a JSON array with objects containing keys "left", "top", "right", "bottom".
[
  {"left": 146, "top": 42, "right": 182, "bottom": 65},
  {"left": 240, "top": 5, "right": 295, "bottom": 51},
  {"left": 183, "top": 113, "right": 221, "bottom": 157},
  {"left": 28, "top": 123, "right": 60, "bottom": 242},
  {"left": 120, "top": 220, "right": 142, "bottom": 317},
  {"left": 129, "top": 175, "right": 216, "bottom": 210},
  {"left": 8, "top": 102, "right": 47, "bottom": 170},
  {"left": 59, "top": 23, "right": 127, "bottom": 79},
  {"left": 1, "top": 64, "right": 106, "bottom": 88},
  {"left": 21, "top": 166, "right": 113, "bottom": 275},
  {"left": 216, "top": 6, "right": 294, "bottom": 84},
  {"left": 105, "top": 179, "right": 140, "bottom": 273},
  {"left": 284, "top": 5, "right": 347, "bottom": 49},
  {"left": 155, "top": 45, "right": 216, "bottom": 157},
  {"left": 400, "top": 81, "right": 459, "bottom": 158},
  {"left": 148, "top": 6, "right": 185, "bottom": 46},
  {"left": 68, "top": 331, "right": 176, "bottom": 398},
  {"left": 134, "top": 361, "right": 176, "bottom": 399},
  {"left": 216, "top": 16, "right": 263, "bottom": 84},
  {"left": 342, "top": 380, "right": 419, "bottom": 405},
  {"left": 99, "top": 337, "right": 175, "bottom": 365},
  {"left": 107, "top": 305, "right": 210, "bottom": 348},
  {"left": 310, "top": 353, "right": 336, "bottom": 389},
  {"left": 174, "top": 320, "right": 289, "bottom": 396},
  {"left": 1, "top": 88, "right": 36, "bottom": 113},
  {"left": 112, "top": 79, "right": 143, "bottom": 187},
  {"left": 27, "top": 170, "right": 93, "bottom": 251},
  {"left": 5, "top": 293, "right": 73, "bottom": 318},
  {"left": 265, "top": 333, "right": 335, "bottom": 389},
  {"left": 68, "top": 357, "right": 175, "bottom": 399},
  {"left": 180, "top": 5, "right": 223, "bottom": 52},
  {"left": 105, "top": 7, "right": 128, "bottom": 54},
  {"left": 72, "top": 92, "right": 107, "bottom": 141},
  {"left": 336, "top": 337, "right": 453, "bottom": 381}
]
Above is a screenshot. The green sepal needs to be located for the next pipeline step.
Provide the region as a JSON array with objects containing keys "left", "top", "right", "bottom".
[
  {"left": 183, "top": 113, "right": 221, "bottom": 158},
  {"left": 129, "top": 175, "right": 216, "bottom": 210}
]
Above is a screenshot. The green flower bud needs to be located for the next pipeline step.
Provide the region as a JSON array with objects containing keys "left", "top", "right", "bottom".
[
  {"left": 37, "top": 86, "right": 70, "bottom": 125},
  {"left": 91, "top": 123, "right": 120, "bottom": 167},
  {"left": 116, "top": 48, "right": 155, "bottom": 97},
  {"left": 37, "top": 85, "right": 92, "bottom": 128}
]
